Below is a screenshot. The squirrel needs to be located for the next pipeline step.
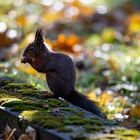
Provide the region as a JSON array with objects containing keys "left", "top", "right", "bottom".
[{"left": 21, "top": 28, "right": 106, "bottom": 118}]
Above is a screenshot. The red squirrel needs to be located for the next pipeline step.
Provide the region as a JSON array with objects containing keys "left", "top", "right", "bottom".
[{"left": 21, "top": 28, "right": 106, "bottom": 118}]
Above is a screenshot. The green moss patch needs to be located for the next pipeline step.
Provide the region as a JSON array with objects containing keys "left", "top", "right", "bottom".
[
  {"left": 11, "top": 104, "right": 43, "bottom": 112},
  {"left": 64, "top": 116, "right": 87, "bottom": 125},
  {"left": 102, "top": 134, "right": 119, "bottom": 140},
  {"left": 47, "top": 98, "right": 69, "bottom": 108},
  {"left": 24, "top": 100, "right": 44, "bottom": 108},
  {"left": 86, "top": 118, "right": 102, "bottom": 126},
  {"left": 16, "top": 89, "right": 40, "bottom": 97},
  {"left": 76, "top": 111, "right": 84, "bottom": 117},
  {"left": 0, "top": 90, "right": 16, "bottom": 98},
  {"left": 1, "top": 98, "right": 46, "bottom": 110},
  {"left": 84, "top": 125, "right": 104, "bottom": 133},
  {"left": 57, "top": 127, "right": 73, "bottom": 132},
  {"left": 72, "top": 136, "right": 89, "bottom": 140},
  {"left": 90, "top": 128, "right": 140, "bottom": 140},
  {"left": 21, "top": 110, "right": 65, "bottom": 129},
  {"left": 60, "top": 107, "right": 76, "bottom": 112},
  {"left": 3, "top": 83, "right": 36, "bottom": 90},
  {"left": 1, "top": 98, "right": 23, "bottom": 107},
  {"left": 0, "top": 77, "right": 14, "bottom": 86},
  {"left": 113, "top": 128, "right": 140, "bottom": 138}
]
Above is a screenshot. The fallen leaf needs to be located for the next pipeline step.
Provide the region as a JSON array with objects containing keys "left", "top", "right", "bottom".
[
  {"left": 99, "top": 92, "right": 113, "bottom": 106},
  {"left": 87, "top": 91, "right": 99, "bottom": 102},
  {"left": 128, "top": 104, "right": 140, "bottom": 119},
  {"left": 0, "top": 32, "right": 16, "bottom": 47},
  {"left": 126, "top": 14, "right": 140, "bottom": 33},
  {"left": 5, "top": 125, "right": 16, "bottom": 140},
  {"left": 18, "top": 134, "right": 31, "bottom": 140},
  {"left": 5, "top": 125, "right": 11, "bottom": 140},
  {"left": 52, "top": 33, "right": 80, "bottom": 53},
  {"left": 107, "top": 56, "right": 119, "bottom": 72},
  {"left": 25, "top": 126, "right": 36, "bottom": 140},
  {"left": 16, "top": 15, "right": 27, "bottom": 27}
]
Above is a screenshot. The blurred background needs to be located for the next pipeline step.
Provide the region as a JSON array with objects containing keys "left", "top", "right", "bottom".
[{"left": 0, "top": 0, "right": 140, "bottom": 121}]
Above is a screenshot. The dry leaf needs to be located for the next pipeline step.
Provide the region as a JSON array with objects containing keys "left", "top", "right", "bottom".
[
  {"left": 99, "top": 92, "right": 113, "bottom": 106},
  {"left": 107, "top": 56, "right": 119, "bottom": 72},
  {"left": 87, "top": 91, "right": 99, "bottom": 102},
  {"left": 5, "top": 125, "right": 16, "bottom": 140},
  {"left": 126, "top": 14, "right": 140, "bottom": 33},
  {"left": 87, "top": 91, "right": 113, "bottom": 106},
  {"left": 0, "top": 32, "right": 16, "bottom": 47},
  {"left": 42, "top": 11, "right": 64, "bottom": 24},
  {"left": 16, "top": 15, "right": 27, "bottom": 27},
  {"left": 25, "top": 126, "right": 36, "bottom": 140},
  {"left": 7, "top": 129, "right": 16, "bottom": 140},
  {"left": 128, "top": 104, "right": 140, "bottom": 119},
  {"left": 18, "top": 126, "right": 36, "bottom": 140},
  {"left": 52, "top": 33, "right": 80, "bottom": 53},
  {"left": 5, "top": 125, "right": 11, "bottom": 140},
  {"left": 18, "top": 134, "right": 31, "bottom": 140}
]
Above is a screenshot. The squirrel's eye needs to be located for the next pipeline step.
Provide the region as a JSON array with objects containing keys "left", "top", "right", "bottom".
[{"left": 29, "top": 47, "right": 35, "bottom": 53}]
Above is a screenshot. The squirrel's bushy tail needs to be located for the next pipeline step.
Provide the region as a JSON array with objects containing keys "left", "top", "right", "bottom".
[{"left": 67, "top": 89, "right": 106, "bottom": 119}]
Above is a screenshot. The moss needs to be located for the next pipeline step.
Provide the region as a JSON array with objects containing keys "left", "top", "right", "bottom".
[
  {"left": 64, "top": 116, "right": 87, "bottom": 125},
  {"left": 0, "top": 97, "right": 13, "bottom": 105},
  {"left": 72, "top": 136, "right": 88, "bottom": 140},
  {"left": 0, "top": 77, "right": 14, "bottom": 86},
  {"left": 0, "top": 90, "right": 19, "bottom": 104},
  {"left": 57, "top": 127, "right": 73, "bottom": 132},
  {"left": 84, "top": 125, "right": 104, "bottom": 133},
  {"left": 103, "top": 134, "right": 118, "bottom": 139},
  {"left": 24, "top": 100, "right": 44, "bottom": 108},
  {"left": 11, "top": 105, "right": 43, "bottom": 112},
  {"left": 47, "top": 98, "right": 69, "bottom": 108},
  {"left": 64, "top": 115, "right": 103, "bottom": 126},
  {"left": 16, "top": 89, "right": 40, "bottom": 97},
  {"left": 0, "top": 97, "right": 44, "bottom": 109},
  {"left": 3, "top": 83, "right": 36, "bottom": 90},
  {"left": 60, "top": 107, "right": 76, "bottom": 112},
  {"left": 0, "top": 91, "right": 18, "bottom": 104},
  {"left": 0, "top": 90, "right": 15, "bottom": 97},
  {"left": 42, "top": 119, "right": 64, "bottom": 129},
  {"left": 103, "top": 119, "right": 118, "bottom": 126},
  {"left": 114, "top": 128, "right": 140, "bottom": 137},
  {"left": 86, "top": 118, "right": 102, "bottom": 126},
  {"left": 76, "top": 111, "right": 84, "bottom": 117},
  {"left": 0, "top": 90, "right": 23, "bottom": 101},
  {"left": 21, "top": 110, "right": 65, "bottom": 129},
  {"left": 1, "top": 98, "right": 23, "bottom": 107}
]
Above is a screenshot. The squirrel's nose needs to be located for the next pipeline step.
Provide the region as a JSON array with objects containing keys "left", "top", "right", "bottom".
[{"left": 20, "top": 56, "right": 28, "bottom": 63}]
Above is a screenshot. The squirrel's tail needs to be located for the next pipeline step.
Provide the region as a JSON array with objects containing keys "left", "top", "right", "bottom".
[{"left": 67, "top": 89, "right": 107, "bottom": 119}]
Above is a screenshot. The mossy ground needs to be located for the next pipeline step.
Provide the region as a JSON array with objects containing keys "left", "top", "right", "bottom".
[{"left": 0, "top": 76, "right": 140, "bottom": 139}]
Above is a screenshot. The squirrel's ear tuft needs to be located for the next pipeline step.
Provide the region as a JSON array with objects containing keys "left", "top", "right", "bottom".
[{"left": 34, "top": 28, "right": 44, "bottom": 44}]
